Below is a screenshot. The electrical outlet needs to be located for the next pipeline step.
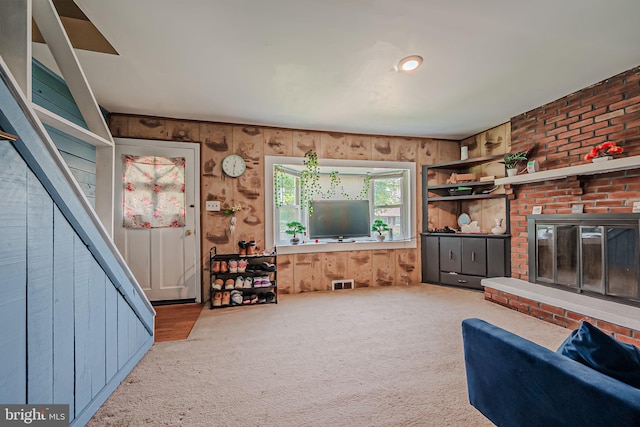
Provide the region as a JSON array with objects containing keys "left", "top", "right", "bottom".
[{"left": 206, "top": 201, "right": 220, "bottom": 211}]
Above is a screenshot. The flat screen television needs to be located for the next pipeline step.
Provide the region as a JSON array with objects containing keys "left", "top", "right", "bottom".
[{"left": 308, "top": 200, "right": 371, "bottom": 241}]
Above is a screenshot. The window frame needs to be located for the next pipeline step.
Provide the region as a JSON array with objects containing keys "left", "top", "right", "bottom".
[{"left": 265, "top": 156, "right": 417, "bottom": 254}]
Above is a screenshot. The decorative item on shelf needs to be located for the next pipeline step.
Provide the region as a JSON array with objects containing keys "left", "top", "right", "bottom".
[
  {"left": 584, "top": 141, "right": 623, "bottom": 162},
  {"left": 457, "top": 213, "right": 471, "bottom": 228},
  {"left": 503, "top": 152, "right": 527, "bottom": 176},
  {"left": 460, "top": 146, "right": 469, "bottom": 160},
  {"left": 461, "top": 221, "right": 481, "bottom": 233},
  {"left": 503, "top": 143, "right": 538, "bottom": 176},
  {"left": 285, "top": 221, "right": 306, "bottom": 245},
  {"left": 526, "top": 160, "right": 540, "bottom": 173},
  {"left": 434, "top": 226, "right": 456, "bottom": 233},
  {"left": 449, "top": 186, "right": 473, "bottom": 196},
  {"left": 446, "top": 172, "right": 475, "bottom": 184},
  {"left": 491, "top": 218, "right": 506, "bottom": 235},
  {"left": 480, "top": 185, "right": 499, "bottom": 194},
  {"left": 371, "top": 219, "right": 390, "bottom": 241}
]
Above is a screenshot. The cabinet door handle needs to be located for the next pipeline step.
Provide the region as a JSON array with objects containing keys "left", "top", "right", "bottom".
[
  {"left": 449, "top": 250, "right": 453, "bottom": 260},
  {"left": 471, "top": 251, "right": 476, "bottom": 262},
  {"left": 457, "top": 279, "right": 467, "bottom": 283}
]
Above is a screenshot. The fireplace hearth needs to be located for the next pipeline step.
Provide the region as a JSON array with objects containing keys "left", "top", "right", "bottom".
[{"left": 528, "top": 214, "right": 640, "bottom": 305}]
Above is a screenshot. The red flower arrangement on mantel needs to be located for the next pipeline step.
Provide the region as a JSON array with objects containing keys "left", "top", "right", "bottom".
[{"left": 584, "top": 141, "right": 623, "bottom": 161}]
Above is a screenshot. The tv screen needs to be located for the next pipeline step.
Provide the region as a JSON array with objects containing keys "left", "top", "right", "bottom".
[{"left": 309, "top": 200, "right": 371, "bottom": 240}]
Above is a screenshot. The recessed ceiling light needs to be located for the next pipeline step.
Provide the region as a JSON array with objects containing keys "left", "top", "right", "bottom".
[{"left": 398, "top": 55, "right": 423, "bottom": 72}]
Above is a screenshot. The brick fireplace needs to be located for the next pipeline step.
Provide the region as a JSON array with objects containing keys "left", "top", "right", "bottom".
[{"left": 483, "top": 65, "right": 640, "bottom": 343}]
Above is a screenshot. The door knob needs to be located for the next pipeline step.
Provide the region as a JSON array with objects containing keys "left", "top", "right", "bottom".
[{"left": 185, "top": 229, "right": 193, "bottom": 236}]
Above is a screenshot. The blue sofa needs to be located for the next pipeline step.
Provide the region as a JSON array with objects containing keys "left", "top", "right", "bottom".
[{"left": 461, "top": 318, "right": 640, "bottom": 427}]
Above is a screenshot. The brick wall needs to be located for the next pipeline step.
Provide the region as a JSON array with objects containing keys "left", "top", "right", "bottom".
[
  {"left": 485, "top": 287, "right": 640, "bottom": 347},
  {"left": 508, "top": 65, "right": 640, "bottom": 280}
]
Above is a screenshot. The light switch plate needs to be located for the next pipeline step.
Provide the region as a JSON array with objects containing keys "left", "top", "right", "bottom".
[
  {"left": 206, "top": 201, "right": 220, "bottom": 211},
  {"left": 633, "top": 201, "right": 640, "bottom": 213}
]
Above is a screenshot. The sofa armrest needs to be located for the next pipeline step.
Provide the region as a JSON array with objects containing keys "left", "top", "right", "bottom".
[{"left": 462, "top": 318, "right": 640, "bottom": 427}]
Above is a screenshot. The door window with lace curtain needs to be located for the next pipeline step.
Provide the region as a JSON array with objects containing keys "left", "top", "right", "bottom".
[{"left": 122, "top": 155, "right": 186, "bottom": 228}]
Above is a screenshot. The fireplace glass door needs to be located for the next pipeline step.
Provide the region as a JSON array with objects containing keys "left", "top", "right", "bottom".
[
  {"left": 536, "top": 225, "right": 554, "bottom": 283},
  {"left": 580, "top": 226, "right": 603, "bottom": 293},
  {"left": 530, "top": 215, "right": 640, "bottom": 305},
  {"left": 606, "top": 227, "right": 638, "bottom": 300}
]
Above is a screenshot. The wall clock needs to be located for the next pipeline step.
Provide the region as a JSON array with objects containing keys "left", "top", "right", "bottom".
[{"left": 221, "top": 154, "right": 246, "bottom": 177}]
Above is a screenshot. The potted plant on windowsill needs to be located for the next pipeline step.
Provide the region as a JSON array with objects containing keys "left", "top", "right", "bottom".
[
  {"left": 371, "top": 219, "right": 390, "bottom": 242},
  {"left": 285, "top": 221, "right": 306, "bottom": 245}
]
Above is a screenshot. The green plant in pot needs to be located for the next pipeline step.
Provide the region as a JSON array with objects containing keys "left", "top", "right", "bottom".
[
  {"left": 285, "top": 221, "right": 306, "bottom": 245},
  {"left": 371, "top": 219, "right": 390, "bottom": 241},
  {"left": 503, "top": 151, "right": 528, "bottom": 176},
  {"left": 503, "top": 143, "right": 538, "bottom": 177}
]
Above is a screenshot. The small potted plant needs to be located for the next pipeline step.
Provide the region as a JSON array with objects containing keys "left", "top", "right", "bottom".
[
  {"left": 371, "top": 219, "right": 390, "bottom": 242},
  {"left": 285, "top": 221, "right": 306, "bottom": 245},
  {"left": 503, "top": 143, "right": 538, "bottom": 177},
  {"left": 503, "top": 151, "right": 529, "bottom": 177},
  {"left": 584, "top": 141, "right": 623, "bottom": 162}
]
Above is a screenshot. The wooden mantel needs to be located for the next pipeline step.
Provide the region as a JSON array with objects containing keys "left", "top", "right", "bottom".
[{"left": 495, "top": 155, "right": 640, "bottom": 186}]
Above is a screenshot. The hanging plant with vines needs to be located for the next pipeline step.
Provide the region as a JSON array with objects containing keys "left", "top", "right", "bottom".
[
  {"left": 351, "top": 174, "right": 371, "bottom": 200},
  {"left": 277, "top": 149, "right": 373, "bottom": 217},
  {"left": 324, "top": 171, "right": 340, "bottom": 199},
  {"left": 300, "top": 149, "right": 321, "bottom": 216},
  {"left": 274, "top": 165, "right": 286, "bottom": 208}
]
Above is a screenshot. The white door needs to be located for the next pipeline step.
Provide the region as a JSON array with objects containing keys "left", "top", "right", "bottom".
[{"left": 114, "top": 138, "right": 200, "bottom": 302}]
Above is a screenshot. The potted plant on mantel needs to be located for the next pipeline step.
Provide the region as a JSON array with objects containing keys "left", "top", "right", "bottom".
[
  {"left": 503, "top": 151, "right": 529, "bottom": 177},
  {"left": 371, "top": 219, "right": 390, "bottom": 242},
  {"left": 285, "top": 221, "right": 306, "bottom": 245},
  {"left": 584, "top": 141, "right": 624, "bottom": 162},
  {"left": 503, "top": 143, "right": 538, "bottom": 177}
]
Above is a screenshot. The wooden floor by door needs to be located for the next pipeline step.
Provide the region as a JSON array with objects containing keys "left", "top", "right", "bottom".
[{"left": 154, "top": 303, "right": 204, "bottom": 342}]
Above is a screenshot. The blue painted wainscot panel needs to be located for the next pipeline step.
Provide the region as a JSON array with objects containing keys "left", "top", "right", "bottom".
[
  {"left": 33, "top": 59, "right": 97, "bottom": 206},
  {"left": 1, "top": 62, "right": 154, "bottom": 426},
  {"left": 0, "top": 134, "right": 28, "bottom": 404}
]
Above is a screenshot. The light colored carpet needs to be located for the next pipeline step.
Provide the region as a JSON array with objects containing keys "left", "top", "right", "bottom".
[{"left": 88, "top": 285, "right": 570, "bottom": 427}]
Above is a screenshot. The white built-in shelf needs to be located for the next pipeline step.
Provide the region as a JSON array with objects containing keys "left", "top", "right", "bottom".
[
  {"left": 32, "top": 103, "right": 113, "bottom": 147},
  {"left": 495, "top": 155, "right": 640, "bottom": 186}
]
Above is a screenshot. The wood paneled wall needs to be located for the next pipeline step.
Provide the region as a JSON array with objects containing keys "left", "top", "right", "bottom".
[{"left": 110, "top": 114, "right": 459, "bottom": 299}]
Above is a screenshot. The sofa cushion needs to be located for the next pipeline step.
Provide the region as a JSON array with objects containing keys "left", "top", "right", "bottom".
[{"left": 557, "top": 321, "right": 640, "bottom": 388}]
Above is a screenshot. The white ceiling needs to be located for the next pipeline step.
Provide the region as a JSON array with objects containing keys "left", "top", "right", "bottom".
[{"left": 32, "top": 0, "right": 640, "bottom": 140}]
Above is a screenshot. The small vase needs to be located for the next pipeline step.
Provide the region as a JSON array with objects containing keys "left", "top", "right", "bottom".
[
  {"left": 290, "top": 237, "right": 300, "bottom": 245},
  {"left": 376, "top": 235, "right": 385, "bottom": 242},
  {"left": 592, "top": 156, "right": 612, "bottom": 163},
  {"left": 491, "top": 218, "right": 506, "bottom": 235},
  {"left": 506, "top": 168, "right": 518, "bottom": 177}
]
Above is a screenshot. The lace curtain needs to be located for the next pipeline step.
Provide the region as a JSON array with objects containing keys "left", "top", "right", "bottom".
[{"left": 122, "top": 155, "right": 186, "bottom": 228}]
